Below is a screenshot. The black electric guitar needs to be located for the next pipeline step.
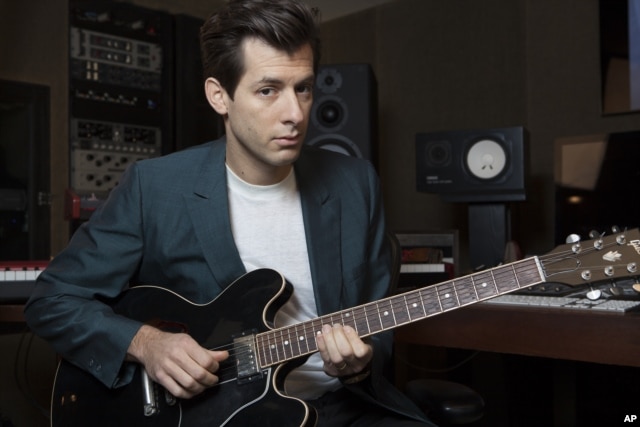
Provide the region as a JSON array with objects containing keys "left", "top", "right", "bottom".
[{"left": 51, "top": 229, "right": 640, "bottom": 427}]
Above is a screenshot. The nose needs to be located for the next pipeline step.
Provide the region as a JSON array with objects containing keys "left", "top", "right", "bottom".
[{"left": 282, "top": 90, "right": 306, "bottom": 126}]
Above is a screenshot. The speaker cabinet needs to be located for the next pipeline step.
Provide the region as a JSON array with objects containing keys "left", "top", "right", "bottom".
[
  {"left": 305, "top": 64, "right": 378, "bottom": 167},
  {"left": 416, "top": 127, "right": 527, "bottom": 202}
]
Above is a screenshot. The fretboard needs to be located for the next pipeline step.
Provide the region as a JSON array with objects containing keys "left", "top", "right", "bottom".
[{"left": 255, "top": 256, "right": 545, "bottom": 368}]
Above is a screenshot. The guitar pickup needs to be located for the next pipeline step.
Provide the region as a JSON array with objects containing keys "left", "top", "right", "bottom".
[{"left": 232, "top": 330, "right": 262, "bottom": 384}]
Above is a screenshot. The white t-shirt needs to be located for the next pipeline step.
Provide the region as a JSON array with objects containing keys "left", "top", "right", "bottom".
[{"left": 226, "top": 165, "right": 340, "bottom": 399}]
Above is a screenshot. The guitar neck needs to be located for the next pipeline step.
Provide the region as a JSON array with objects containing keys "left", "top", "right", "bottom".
[{"left": 255, "top": 256, "right": 545, "bottom": 368}]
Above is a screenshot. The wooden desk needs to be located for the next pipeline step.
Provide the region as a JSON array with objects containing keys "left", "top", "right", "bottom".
[{"left": 395, "top": 303, "right": 640, "bottom": 368}]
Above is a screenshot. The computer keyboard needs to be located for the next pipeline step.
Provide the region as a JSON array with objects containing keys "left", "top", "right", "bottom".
[{"left": 483, "top": 294, "right": 640, "bottom": 313}]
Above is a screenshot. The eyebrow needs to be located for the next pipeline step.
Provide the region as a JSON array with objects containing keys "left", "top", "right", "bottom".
[{"left": 255, "top": 73, "right": 315, "bottom": 87}]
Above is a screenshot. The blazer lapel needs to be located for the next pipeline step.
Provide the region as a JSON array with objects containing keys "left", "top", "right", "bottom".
[
  {"left": 296, "top": 154, "right": 344, "bottom": 316},
  {"left": 184, "top": 140, "right": 246, "bottom": 289}
]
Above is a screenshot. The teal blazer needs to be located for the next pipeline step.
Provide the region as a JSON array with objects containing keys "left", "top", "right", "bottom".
[{"left": 25, "top": 138, "right": 428, "bottom": 423}]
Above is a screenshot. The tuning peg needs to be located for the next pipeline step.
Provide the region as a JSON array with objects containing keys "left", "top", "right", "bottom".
[
  {"left": 610, "top": 281, "right": 623, "bottom": 296},
  {"left": 586, "top": 287, "right": 602, "bottom": 300},
  {"left": 565, "top": 234, "right": 581, "bottom": 244},
  {"left": 588, "top": 230, "right": 602, "bottom": 239},
  {"left": 633, "top": 283, "right": 640, "bottom": 293},
  {"left": 612, "top": 225, "right": 620, "bottom": 233}
]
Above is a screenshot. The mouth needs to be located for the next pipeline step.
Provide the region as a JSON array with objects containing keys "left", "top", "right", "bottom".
[{"left": 274, "top": 134, "right": 302, "bottom": 146}]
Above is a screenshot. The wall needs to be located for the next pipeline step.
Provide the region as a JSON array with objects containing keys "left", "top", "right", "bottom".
[
  {"left": 0, "top": 2, "right": 67, "bottom": 425},
  {"left": 321, "top": 0, "right": 640, "bottom": 265},
  {"left": 0, "top": 0, "right": 69, "bottom": 257},
  {"left": 524, "top": 0, "right": 639, "bottom": 251}
]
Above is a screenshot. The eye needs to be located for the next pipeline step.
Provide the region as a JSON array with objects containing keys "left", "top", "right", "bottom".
[
  {"left": 297, "top": 84, "right": 313, "bottom": 94},
  {"left": 259, "top": 87, "right": 276, "bottom": 96}
]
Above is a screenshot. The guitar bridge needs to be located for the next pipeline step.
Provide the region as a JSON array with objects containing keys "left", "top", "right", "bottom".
[{"left": 233, "top": 330, "right": 262, "bottom": 384}]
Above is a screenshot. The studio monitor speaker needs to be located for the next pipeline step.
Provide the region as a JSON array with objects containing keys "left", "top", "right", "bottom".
[
  {"left": 305, "top": 64, "right": 378, "bottom": 167},
  {"left": 416, "top": 127, "right": 527, "bottom": 202}
]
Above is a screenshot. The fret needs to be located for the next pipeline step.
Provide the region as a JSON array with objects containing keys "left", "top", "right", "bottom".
[
  {"left": 517, "top": 258, "right": 545, "bottom": 287},
  {"left": 421, "top": 286, "right": 442, "bottom": 316},
  {"left": 378, "top": 299, "right": 396, "bottom": 330},
  {"left": 390, "top": 295, "right": 410, "bottom": 325},
  {"left": 264, "top": 332, "right": 278, "bottom": 365},
  {"left": 292, "top": 323, "right": 305, "bottom": 357},
  {"left": 341, "top": 309, "right": 357, "bottom": 332},
  {"left": 436, "top": 282, "right": 459, "bottom": 311},
  {"left": 472, "top": 272, "right": 498, "bottom": 299},
  {"left": 255, "top": 334, "right": 268, "bottom": 368},
  {"left": 365, "top": 303, "right": 383, "bottom": 334},
  {"left": 308, "top": 319, "right": 322, "bottom": 353},
  {"left": 405, "top": 290, "right": 427, "bottom": 321},
  {"left": 454, "top": 278, "right": 478, "bottom": 306},
  {"left": 274, "top": 330, "right": 286, "bottom": 362},
  {"left": 492, "top": 265, "right": 519, "bottom": 293},
  {"left": 351, "top": 306, "right": 370, "bottom": 336}
]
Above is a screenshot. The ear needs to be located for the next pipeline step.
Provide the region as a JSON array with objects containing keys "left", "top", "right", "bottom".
[{"left": 204, "top": 77, "right": 229, "bottom": 115}]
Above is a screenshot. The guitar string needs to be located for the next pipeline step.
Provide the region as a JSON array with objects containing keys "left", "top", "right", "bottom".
[
  {"left": 211, "top": 237, "right": 634, "bottom": 379},
  {"left": 213, "top": 250, "right": 577, "bottom": 374},
  {"left": 212, "top": 258, "right": 544, "bottom": 377}
]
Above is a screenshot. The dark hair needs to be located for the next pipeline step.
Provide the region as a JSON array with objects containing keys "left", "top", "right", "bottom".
[{"left": 200, "top": 0, "right": 321, "bottom": 98}]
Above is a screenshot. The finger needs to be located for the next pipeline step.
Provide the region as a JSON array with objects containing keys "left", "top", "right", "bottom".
[
  {"left": 328, "top": 324, "right": 358, "bottom": 362},
  {"left": 323, "top": 324, "right": 346, "bottom": 363},
  {"left": 181, "top": 349, "right": 227, "bottom": 388},
  {"left": 154, "top": 359, "right": 206, "bottom": 399},
  {"left": 342, "top": 326, "right": 370, "bottom": 359}
]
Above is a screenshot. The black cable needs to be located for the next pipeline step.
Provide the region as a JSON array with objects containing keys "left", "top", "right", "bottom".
[{"left": 13, "top": 328, "right": 50, "bottom": 419}]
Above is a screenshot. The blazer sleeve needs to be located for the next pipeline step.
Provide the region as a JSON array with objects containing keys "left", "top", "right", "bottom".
[{"left": 24, "top": 163, "right": 148, "bottom": 388}]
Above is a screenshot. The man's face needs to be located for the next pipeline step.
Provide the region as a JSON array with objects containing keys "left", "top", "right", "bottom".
[{"left": 216, "top": 37, "right": 315, "bottom": 185}]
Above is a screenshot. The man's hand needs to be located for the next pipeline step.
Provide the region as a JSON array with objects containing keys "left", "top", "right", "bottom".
[
  {"left": 316, "top": 324, "right": 372, "bottom": 377},
  {"left": 127, "top": 325, "right": 229, "bottom": 399}
]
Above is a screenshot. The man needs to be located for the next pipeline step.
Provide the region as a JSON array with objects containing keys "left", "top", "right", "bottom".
[{"left": 25, "top": 0, "right": 434, "bottom": 425}]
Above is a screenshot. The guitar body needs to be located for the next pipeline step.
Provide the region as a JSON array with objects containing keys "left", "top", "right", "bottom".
[{"left": 51, "top": 269, "right": 316, "bottom": 427}]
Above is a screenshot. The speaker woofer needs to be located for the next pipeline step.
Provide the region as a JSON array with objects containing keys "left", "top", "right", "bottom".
[{"left": 313, "top": 97, "right": 347, "bottom": 130}]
